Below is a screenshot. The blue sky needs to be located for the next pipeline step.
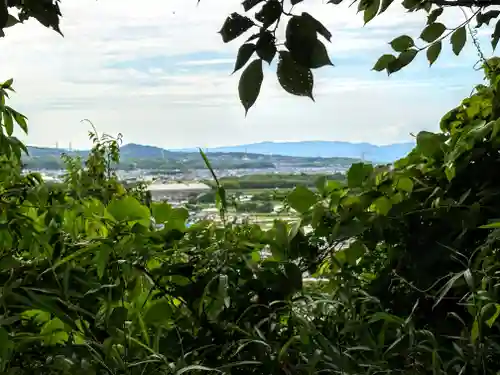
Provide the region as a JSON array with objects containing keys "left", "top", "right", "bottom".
[{"left": 0, "top": 0, "right": 493, "bottom": 149}]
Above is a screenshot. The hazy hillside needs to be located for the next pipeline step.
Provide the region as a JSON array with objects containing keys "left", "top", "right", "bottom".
[{"left": 178, "top": 141, "right": 415, "bottom": 162}]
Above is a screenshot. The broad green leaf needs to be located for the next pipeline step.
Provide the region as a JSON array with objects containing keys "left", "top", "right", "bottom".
[
  {"left": 347, "top": 163, "right": 373, "bottom": 188},
  {"left": 144, "top": 300, "right": 173, "bottom": 325},
  {"left": 372, "top": 54, "right": 397, "bottom": 72},
  {"left": 379, "top": 0, "right": 394, "bottom": 14},
  {"left": 416, "top": 131, "right": 444, "bottom": 158},
  {"left": 396, "top": 176, "right": 413, "bottom": 193},
  {"left": 219, "top": 13, "right": 254, "bottom": 43},
  {"left": 108, "top": 196, "right": 151, "bottom": 227},
  {"left": 364, "top": 0, "right": 380, "bottom": 24},
  {"left": 12, "top": 111, "right": 28, "bottom": 134},
  {"left": 287, "top": 185, "right": 318, "bottom": 213},
  {"left": 94, "top": 244, "right": 112, "bottom": 279},
  {"left": 426, "top": 41, "right": 442, "bottom": 66},
  {"left": 152, "top": 202, "right": 172, "bottom": 223},
  {"left": 395, "top": 49, "right": 417, "bottom": 70},
  {"left": 3, "top": 111, "right": 13, "bottom": 136},
  {"left": 277, "top": 51, "right": 314, "bottom": 100},
  {"left": 450, "top": 26, "right": 466, "bottom": 56},
  {"left": 233, "top": 43, "right": 255, "bottom": 73},
  {"left": 255, "top": 0, "right": 281, "bottom": 28},
  {"left": 390, "top": 35, "right": 414, "bottom": 52},
  {"left": 40, "top": 318, "right": 69, "bottom": 346},
  {"left": 256, "top": 31, "right": 276, "bottom": 64},
  {"left": 238, "top": 59, "right": 263, "bottom": 114},
  {"left": 373, "top": 196, "right": 392, "bottom": 215},
  {"left": 420, "top": 23, "right": 446, "bottom": 43}
]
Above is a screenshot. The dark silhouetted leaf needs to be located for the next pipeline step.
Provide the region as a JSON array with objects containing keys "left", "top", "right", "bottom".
[
  {"left": 291, "top": 0, "right": 304, "bottom": 4},
  {"left": 427, "top": 41, "right": 441, "bottom": 66},
  {"left": 450, "top": 26, "right": 466, "bottom": 56},
  {"left": 277, "top": 51, "right": 314, "bottom": 100},
  {"left": 310, "top": 39, "right": 333, "bottom": 68},
  {"left": 255, "top": 0, "right": 282, "bottom": 28},
  {"left": 238, "top": 59, "right": 263, "bottom": 114},
  {"left": 219, "top": 13, "right": 254, "bottom": 43},
  {"left": 477, "top": 10, "right": 500, "bottom": 28},
  {"left": 256, "top": 31, "right": 276, "bottom": 64},
  {"left": 420, "top": 22, "right": 446, "bottom": 43},
  {"left": 233, "top": 43, "right": 255, "bottom": 73},
  {"left": 284, "top": 263, "right": 303, "bottom": 291},
  {"left": 302, "top": 12, "right": 332, "bottom": 42},
  {"left": 372, "top": 54, "right": 396, "bottom": 72},
  {"left": 242, "top": 0, "right": 265, "bottom": 11},
  {"left": 285, "top": 15, "right": 317, "bottom": 68},
  {"left": 493, "top": 20, "right": 500, "bottom": 50},
  {"left": 0, "top": 0, "right": 7, "bottom": 30},
  {"left": 427, "top": 8, "right": 443, "bottom": 24},
  {"left": 390, "top": 35, "right": 414, "bottom": 52}
]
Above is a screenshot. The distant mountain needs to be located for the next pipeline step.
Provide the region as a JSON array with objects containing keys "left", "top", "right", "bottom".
[{"left": 175, "top": 141, "right": 415, "bottom": 162}]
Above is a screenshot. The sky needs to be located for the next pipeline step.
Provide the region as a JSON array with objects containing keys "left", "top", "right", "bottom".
[{"left": 0, "top": 0, "right": 494, "bottom": 149}]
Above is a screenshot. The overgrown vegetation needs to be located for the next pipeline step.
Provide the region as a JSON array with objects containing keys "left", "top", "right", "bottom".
[{"left": 1, "top": 58, "right": 500, "bottom": 373}]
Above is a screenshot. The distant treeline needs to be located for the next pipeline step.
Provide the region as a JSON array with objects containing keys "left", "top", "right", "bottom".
[{"left": 206, "top": 173, "right": 345, "bottom": 190}]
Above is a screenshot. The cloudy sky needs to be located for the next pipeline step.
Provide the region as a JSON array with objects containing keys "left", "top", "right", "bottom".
[{"left": 0, "top": 0, "right": 493, "bottom": 149}]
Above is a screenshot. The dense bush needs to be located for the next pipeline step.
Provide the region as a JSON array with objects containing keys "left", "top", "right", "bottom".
[{"left": 3, "top": 60, "right": 500, "bottom": 374}]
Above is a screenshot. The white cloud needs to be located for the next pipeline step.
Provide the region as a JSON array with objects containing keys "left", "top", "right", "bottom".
[{"left": 0, "top": 0, "right": 488, "bottom": 149}]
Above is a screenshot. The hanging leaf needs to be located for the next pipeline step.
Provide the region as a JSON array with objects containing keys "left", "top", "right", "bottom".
[
  {"left": 0, "top": 0, "right": 7, "bottom": 30},
  {"left": 372, "top": 54, "right": 397, "bottom": 72},
  {"left": 420, "top": 22, "right": 446, "bottom": 43},
  {"left": 450, "top": 26, "right": 466, "bottom": 56},
  {"left": 302, "top": 12, "right": 332, "bottom": 42},
  {"left": 390, "top": 35, "right": 414, "bottom": 52},
  {"left": 242, "top": 0, "right": 265, "bottom": 11},
  {"left": 387, "top": 49, "right": 417, "bottom": 74},
  {"left": 277, "top": 51, "right": 314, "bottom": 100},
  {"left": 256, "top": 31, "right": 276, "bottom": 64},
  {"left": 284, "top": 262, "right": 303, "bottom": 291},
  {"left": 347, "top": 163, "right": 374, "bottom": 188},
  {"left": 238, "top": 59, "right": 264, "bottom": 114},
  {"left": 379, "top": 0, "right": 394, "bottom": 14},
  {"left": 427, "top": 8, "right": 443, "bottom": 24},
  {"left": 3, "top": 110, "right": 13, "bottom": 136},
  {"left": 233, "top": 43, "right": 255, "bottom": 73},
  {"left": 285, "top": 15, "right": 317, "bottom": 68},
  {"left": 426, "top": 41, "right": 442, "bottom": 66},
  {"left": 219, "top": 13, "right": 254, "bottom": 43},
  {"left": 476, "top": 10, "right": 500, "bottom": 28},
  {"left": 255, "top": 0, "right": 282, "bottom": 28},
  {"left": 364, "top": 0, "right": 380, "bottom": 24},
  {"left": 310, "top": 39, "right": 333, "bottom": 68},
  {"left": 493, "top": 19, "right": 500, "bottom": 50}
]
